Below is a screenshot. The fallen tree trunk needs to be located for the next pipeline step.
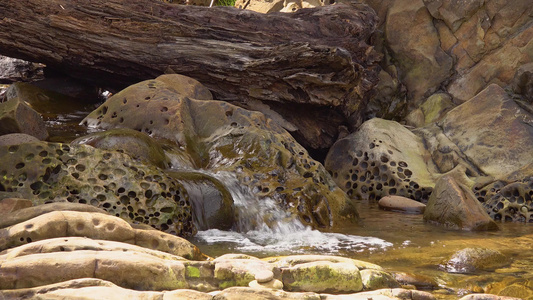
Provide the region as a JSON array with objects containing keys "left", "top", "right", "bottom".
[{"left": 0, "top": 0, "right": 380, "bottom": 156}]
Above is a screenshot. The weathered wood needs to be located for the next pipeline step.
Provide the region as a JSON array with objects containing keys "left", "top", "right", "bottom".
[{"left": 0, "top": 0, "right": 379, "bottom": 155}]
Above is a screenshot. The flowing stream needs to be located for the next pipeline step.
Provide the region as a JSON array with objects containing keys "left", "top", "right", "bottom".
[
  {"left": 43, "top": 93, "right": 533, "bottom": 298},
  {"left": 192, "top": 171, "right": 392, "bottom": 256}
]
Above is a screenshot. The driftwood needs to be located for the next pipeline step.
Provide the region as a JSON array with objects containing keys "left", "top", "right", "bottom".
[{"left": 0, "top": 0, "right": 380, "bottom": 156}]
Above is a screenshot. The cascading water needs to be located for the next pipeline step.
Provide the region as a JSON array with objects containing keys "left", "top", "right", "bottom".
[{"left": 192, "top": 171, "right": 392, "bottom": 256}]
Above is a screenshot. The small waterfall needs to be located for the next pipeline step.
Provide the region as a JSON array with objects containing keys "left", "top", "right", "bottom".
[
  {"left": 192, "top": 171, "right": 392, "bottom": 255},
  {"left": 212, "top": 171, "right": 307, "bottom": 235}
]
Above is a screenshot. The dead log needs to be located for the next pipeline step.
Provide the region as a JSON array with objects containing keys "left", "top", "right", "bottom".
[{"left": 0, "top": 0, "right": 380, "bottom": 156}]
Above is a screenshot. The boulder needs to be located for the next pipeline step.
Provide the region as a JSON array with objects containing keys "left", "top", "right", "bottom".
[
  {"left": 385, "top": 0, "right": 453, "bottom": 105},
  {"left": 423, "top": 175, "right": 499, "bottom": 231},
  {"left": 0, "top": 209, "right": 204, "bottom": 260},
  {"left": 445, "top": 2, "right": 533, "bottom": 102},
  {"left": 0, "top": 141, "right": 196, "bottom": 237},
  {"left": 82, "top": 74, "right": 357, "bottom": 230},
  {"left": 320, "top": 288, "right": 436, "bottom": 300},
  {"left": 325, "top": 118, "right": 436, "bottom": 201},
  {"left": 360, "top": 269, "right": 401, "bottom": 290},
  {"left": 378, "top": 195, "right": 426, "bottom": 214},
  {"left": 442, "top": 247, "right": 509, "bottom": 274},
  {"left": 439, "top": 84, "right": 533, "bottom": 178},
  {"left": 280, "top": 261, "right": 363, "bottom": 293},
  {"left": 0, "top": 250, "right": 189, "bottom": 290},
  {"left": 0, "top": 97, "right": 48, "bottom": 140}
]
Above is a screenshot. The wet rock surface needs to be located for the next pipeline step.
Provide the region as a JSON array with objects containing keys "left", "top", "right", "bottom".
[{"left": 81, "top": 74, "right": 357, "bottom": 230}]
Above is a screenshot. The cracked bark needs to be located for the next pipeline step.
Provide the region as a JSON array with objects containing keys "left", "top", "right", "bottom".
[{"left": 0, "top": 0, "right": 380, "bottom": 156}]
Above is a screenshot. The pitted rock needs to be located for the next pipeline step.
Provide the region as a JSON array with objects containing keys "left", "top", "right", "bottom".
[
  {"left": 325, "top": 118, "right": 436, "bottom": 202},
  {"left": 0, "top": 141, "right": 195, "bottom": 237}
]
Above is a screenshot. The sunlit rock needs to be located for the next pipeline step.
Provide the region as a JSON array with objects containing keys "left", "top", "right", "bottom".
[
  {"left": 0, "top": 209, "right": 203, "bottom": 259},
  {"left": 325, "top": 118, "right": 436, "bottom": 202},
  {"left": 385, "top": 0, "right": 453, "bottom": 105},
  {"left": 442, "top": 247, "right": 509, "bottom": 274},
  {"left": 424, "top": 175, "right": 499, "bottom": 231},
  {"left": 378, "top": 195, "right": 426, "bottom": 214},
  {"left": 82, "top": 74, "right": 357, "bottom": 230},
  {"left": 360, "top": 269, "right": 401, "bottom": 290},
  {"left": 0, "top": 141, "right": 195, "bottom": 237}
]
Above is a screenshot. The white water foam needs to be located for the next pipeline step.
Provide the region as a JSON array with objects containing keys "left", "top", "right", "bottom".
[{"left": 194, "top": 171, "right": 393, "bottom": 255}]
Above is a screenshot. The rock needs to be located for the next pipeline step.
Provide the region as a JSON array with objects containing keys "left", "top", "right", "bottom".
[
  {"left": 477, "top": 164, "right": 533, "bottom": 222},
  {"left": 234, "top": 0, "right": 326, "bottom": 14},
  {"left": 0, "top": 198, "right": 32, "bottom": 214},
  {"left": 366, "top": 68, "right": 408, "bottom": 121},
  {"left": 213, "top": 257, "right": 274, "bottom": 288},
  {"left": 212, "top": 287, "right": 320, "bottom": 300},
  {"left": 385, "top": 0, "right": 453, "bottom": 105},
  {"left": 0, "top": 97, "right": 48, "bottom": 140},
  {"left": 254, "top": 270, "right": 274, "bottom": 283},
  {"left": 321, "top": 288, "right": 436, "bottom": 300},
  {"left": 0, "top": 202, "right": 107, "bottom": 229},
  {"left": 459, "top": 294, "right": 523, "bottom": 300},
  {"left": 438, "top": 84, "right": 533, "bottom": 178},
  {"left": 248, "top": 279, "right": 284, "bottom": 289},
  {"left": 265, "top": 255, "right": 383, "bottom": 271},
  {"left": 0, "top": 250, "right": 189, "bottom": 290},
  {"left": 0, "top": 55, "right": 43, "bottom": 83},
  {"left": 153, "top": 74, "right": 213, "bottom": 100},
  {"left": 325, "top": 118, "right": 436, "bottom": 201},
  {"left": 418, "top": 93, "right": 455, "bottom": 126},
  {"left": 512, "top": 63, "right": 533, "bottom": 102},
  {"left": 378, "top": 195, "right": 426, "bottom": 214},
  {"left": 0, "top": 133, "right": 40, "bottom": 146},
  {"left": 424, "top": 175, "right": 499, "bottom": 231},
  {"left": 360, "top": 269, "right": 401, "bottom": 290},
  {"left": 446, "top": 3, "right": 533, "bottom": 102},
  {"left": 71, "top": 128, "right": 171, "bottom": 169},
  {"left": 281, "top": 261, "right": 363, "bottom": 293},
  {"left": 82, "top": 75, "right": 358, "bottom": 230},
  {"left": 391, "top": 272, "right": 438, "bottom": 290},
  {"left": 234, "top": 0, "right": 285, "bottom": 13},
  {"left": 442, "top": 247, "right": 510, "bottom": 274},
  {"left": 0, "top": 209, "right": 204, "bottom": 260},
  {"left": 0, "top": 141, "right": 195, "bottom": 237},
  {"left": 167, "top": 170, "right": 235, "bottom": 231}
]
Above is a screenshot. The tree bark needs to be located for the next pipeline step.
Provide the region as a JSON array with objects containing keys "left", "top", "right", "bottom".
[{"left": 0, "top": 0, "right": 380, "bottom": 155}]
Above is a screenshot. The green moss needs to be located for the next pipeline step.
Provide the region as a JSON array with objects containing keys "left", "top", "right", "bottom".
[
  {"left": 216, "top": 0, "right": 236, "bottom": 6},
  {"left": 186, "top": 266, "right": 201, "bottom": 278},
  {"left": 219, "top": 280, "right": 237, "bottom": 289}
]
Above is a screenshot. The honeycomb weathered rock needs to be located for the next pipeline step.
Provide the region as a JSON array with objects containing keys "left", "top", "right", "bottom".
[
  {"left": 325, "top": 118, "right": 435, "bottom": 202},
  {"left": 0, "top": 141, "right": 195, "bottom": 237},
  {"left": 82, "top": 74, "right": 357, "bottom": 229}
]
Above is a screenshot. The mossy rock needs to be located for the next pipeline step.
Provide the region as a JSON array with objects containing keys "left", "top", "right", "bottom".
[
  {"left": 0, "top": 141, "right": 195, "bottom": 237},
  {"left": 82, "top": 75, "right": 357, "bottom": 230},
  {"left": 71, "top": 128, "right": 170, "bottom": 169}
]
